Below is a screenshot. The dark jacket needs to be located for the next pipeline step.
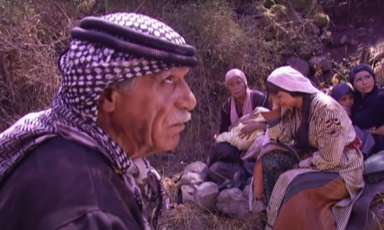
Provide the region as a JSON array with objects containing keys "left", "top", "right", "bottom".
[
  {"left": 352, "top": 85, "right": 384, "bottom": 152},
  {"left": 0, "top": 136, "right": 144, "bottom": 230},
  {"left": 219, "top": 89, "right": 270, "bottom": 133}
]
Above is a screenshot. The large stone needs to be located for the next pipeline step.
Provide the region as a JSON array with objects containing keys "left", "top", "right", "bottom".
[
  {"left": 286, "top": 56, "right": 310, "bottom": 76},
  {"left": 184, "top": 161, "right": 208, "bottom": 181},
  {"left": 216, "top": 188, "right": 250, "bottom": 219},
  {"left": 181, "top": 185, "right": 195, "bottom": 203},
  {"left": 320, "top": 30, "right": 333, "bottom": 45},
  {"left": 309, "top": 53, "right": 332, "bottom": 72},
  {"left": 194, "top": 182, "right": 219, "bottom": 212},
  {"left": 312, "top": 12, "right": 330, "bottom": 28},
  {"left": 178, "top": 172, "right": 205, "bottom": 187},
  {"left": 207, "top": 162, "right": 242, "bottom": 185}
]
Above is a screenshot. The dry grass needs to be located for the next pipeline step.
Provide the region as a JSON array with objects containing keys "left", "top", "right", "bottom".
[{"left": 164, "top": 201, "right": 265, "bottom": 230}]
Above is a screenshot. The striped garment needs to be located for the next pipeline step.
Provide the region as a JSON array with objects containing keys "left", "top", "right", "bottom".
[{"left": 266, "top": 92, "right": 365, "bottom": 230}]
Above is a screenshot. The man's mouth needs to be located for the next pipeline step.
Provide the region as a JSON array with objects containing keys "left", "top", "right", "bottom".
[{"left": 170, "top": 123, "right": 185, "bottom": 128}]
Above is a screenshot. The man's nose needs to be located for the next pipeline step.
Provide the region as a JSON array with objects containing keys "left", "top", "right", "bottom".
[{"left": 176, "top": 80, "right": 196, "bottom": 111}]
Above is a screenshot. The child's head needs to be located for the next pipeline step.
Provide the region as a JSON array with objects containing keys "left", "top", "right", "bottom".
[{"left": 330, "top": 83, "right": 354, "bottom": 110}]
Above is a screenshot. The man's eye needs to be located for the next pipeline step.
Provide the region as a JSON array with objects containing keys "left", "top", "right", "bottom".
[{"left": 164, "top": 76, "right": 174, "bottom": 84}]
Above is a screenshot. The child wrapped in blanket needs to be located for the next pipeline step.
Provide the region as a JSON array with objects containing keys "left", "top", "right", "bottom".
[{"left": 215, "top": 106, "right": 270, "bottom": 151}]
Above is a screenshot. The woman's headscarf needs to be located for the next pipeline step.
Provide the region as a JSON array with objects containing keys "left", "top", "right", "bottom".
[
  {"left": 267, "top": 66, "right": 319, "bottom": 94},
  {"left": 349, "top": 63, "right": 377, "bottom": 85},
  {"left": 0, "top": 13, "right": 197, "bottom": 230},
  {"left": 330, "top": 83, "right": 354, "bottom": 101},
  {"left": 267, "top": 66, "right": 320, "bottom": 152},
  {"left": 225, "top": 68, "right": 253, "bottom": 124}
]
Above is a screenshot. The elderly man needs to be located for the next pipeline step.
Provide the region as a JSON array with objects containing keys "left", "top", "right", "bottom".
[{"left": 0, "top": 13, "right": 197, "bottom": 230}]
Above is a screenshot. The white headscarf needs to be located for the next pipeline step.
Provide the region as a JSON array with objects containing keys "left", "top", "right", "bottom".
[
  {"left": 225, "top": 68, "right": 253, "bottom": 124},
  {"left": 267, "top": 66, "right": 320, "bottom": 94}
]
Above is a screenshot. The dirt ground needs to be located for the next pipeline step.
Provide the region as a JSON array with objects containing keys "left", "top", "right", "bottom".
[{"left": 323, "top": 0, "right": 384, "bottom": 63}]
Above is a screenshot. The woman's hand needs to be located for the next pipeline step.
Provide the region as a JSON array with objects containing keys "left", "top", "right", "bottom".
[{"left": 239, "top": 121, "right": 260, "bottom": 139}]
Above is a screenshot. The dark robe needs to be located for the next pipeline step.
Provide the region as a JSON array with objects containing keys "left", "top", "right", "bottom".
[
  {"left": 352, "top": 85, "right": 384, "bottom": 153},
  {"left": 0, "top": 136, "right": 145, "bottom": 230}
]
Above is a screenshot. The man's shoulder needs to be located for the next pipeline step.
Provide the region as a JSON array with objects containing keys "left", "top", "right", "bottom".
[{"left": 0, "top": 136, "right": 143, "bottom": 230}]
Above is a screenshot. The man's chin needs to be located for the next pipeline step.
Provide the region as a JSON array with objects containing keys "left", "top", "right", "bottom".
[{"left": 155, "top": 134, "right": 180, "bottom": 153}]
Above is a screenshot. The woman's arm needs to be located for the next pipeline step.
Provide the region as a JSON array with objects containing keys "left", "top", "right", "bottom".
[
  {"left": 300, "top": 108, "right": 351, "bottom": 170},
  {"left": 261, "top": 107, "right": 294, "bottom": 145}
]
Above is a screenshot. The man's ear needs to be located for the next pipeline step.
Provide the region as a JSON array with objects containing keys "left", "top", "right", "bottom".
[{"left": 98, "top": 87, "right": 119, "bottom": 113}]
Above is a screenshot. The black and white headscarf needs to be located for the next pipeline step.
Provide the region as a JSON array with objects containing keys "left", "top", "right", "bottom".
[{"left": 0, "top": 12, "right": 196, "bottom": 230}]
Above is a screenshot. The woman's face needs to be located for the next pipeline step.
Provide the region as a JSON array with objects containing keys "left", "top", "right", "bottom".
[
  {"left": 274, "top": 91, "right": 298, "bottom": 108},
  {"left": 338, "top": 93, "right": 354, "bottom": 109},
  {"left": 227, "top": 77, "right": 246, "bottom": 98},
  {"left": 353, "top": 70, "right": 375, "bottom": 95}
]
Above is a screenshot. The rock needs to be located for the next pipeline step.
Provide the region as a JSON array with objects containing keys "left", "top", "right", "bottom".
[
  {"left": 194, "top": 182, "right": 219, "bottom": 212},
  {"left": 309, "top": 53, "right": 332, "bottom": 72},
  {"left": 313, "top": 43, "right": 325, "bottom": 55},
  {"left": 178, "top": 172, "right": 205, "bottom": 187},
  {"left": 286, "top": 56, "right": 310, "bottom": 76},
  {"left": 216, "top": 188, "right": 250, "bottom": 219},
  {"left": 305, "top": 22, "right": 321, "bottom": 36},
  {"left": 291, "top": 0, "right": 312, "bottom": 12},
  {"left": 263, "top": 0, "right": 276, "bottom": 8},
  {"left": 181, "top": 185, "right": 195, "bottom": 203},
  {"left": 297, "top": 44, "right": 313, "bottom": 60},
  {"left": 320, "top": 31, "right": 333, "bottom": 45},
  {"left": 184, "top": 161, "right": 208, "bottom": 181},
  {"left": 207, "top": 162, "right": 242, "bottom": 185},
  {"left": 340, "top": 35, "right": 348, "bottom": 45},
  {"left": 313, "top": 13, "right": 330, "bottom": 28}
]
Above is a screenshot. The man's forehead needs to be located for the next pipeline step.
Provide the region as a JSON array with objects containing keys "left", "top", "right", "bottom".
[{"left": 152, "top": 67, "right": 189, "bottom": 78}]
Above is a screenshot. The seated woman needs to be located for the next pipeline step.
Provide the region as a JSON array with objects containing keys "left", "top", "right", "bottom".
[
  {"left": 206, "top": 68, "right": 270, "bottom": 187},
  {"left": 330, "top": 82, "right": 375, "bottom": 158},
  {"left": 251, "top": 66, "right": 364, "bottom": 230},
  {"left": 349, "top": 64, "right": 384, "bottom": 153}
]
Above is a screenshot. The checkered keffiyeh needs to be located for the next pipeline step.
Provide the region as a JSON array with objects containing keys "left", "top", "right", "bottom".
[{"left": 0, "top": 12, "right": 195, "bottom": 230}]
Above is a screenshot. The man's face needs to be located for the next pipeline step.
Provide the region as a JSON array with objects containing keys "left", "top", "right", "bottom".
[{"left": 98, "top": 67, "right": 196, "bottom": 158}]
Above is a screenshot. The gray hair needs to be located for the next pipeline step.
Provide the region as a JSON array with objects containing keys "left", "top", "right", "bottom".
[{"left": 113, "top": 77, "right": 138, "bottom": 92}]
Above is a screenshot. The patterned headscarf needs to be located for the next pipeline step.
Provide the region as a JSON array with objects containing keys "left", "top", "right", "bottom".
[{"left": 0, "top": 13, "right": 197, "bottom": 230}]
